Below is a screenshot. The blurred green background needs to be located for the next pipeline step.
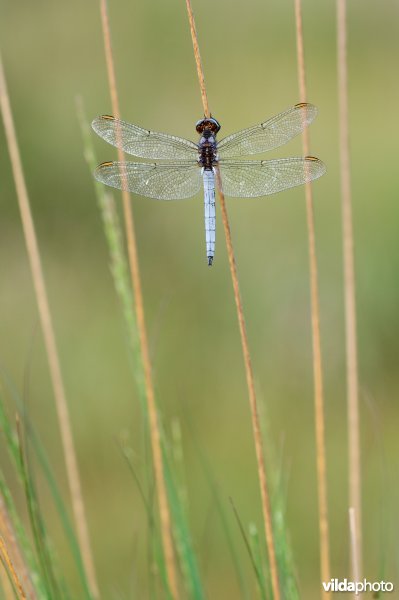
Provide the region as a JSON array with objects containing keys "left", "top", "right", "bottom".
[{"left": 1, "top": 0, "right": 398, "bottom": 597}]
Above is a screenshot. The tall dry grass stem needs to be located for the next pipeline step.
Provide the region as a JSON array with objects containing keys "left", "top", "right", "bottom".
[
  {"left": 99, "top": 2, "right": 179, "bottom": 598},
  {"left": 337, "top": 0, "right": 362, "bottom": 577},
  {"left": 0, "top": 536, "right": 27, "bottom": 599},
  {"left": 293, "top": 0, "right": 331, "bottom": 590},
  {"left": 184, "top": 2, "right": 280, "bottom": 598},
  {"left": 0, "top": 494, "right": 37, "bottom": 599},
  {"left": 0, "top": 52, "right": 99, "bottom": 600},
  {"left": 184, "top": 0, "right": 209, "bottom": 117},
  {"left": 349, "top": 507, "right": 360, "bottom": 596}
]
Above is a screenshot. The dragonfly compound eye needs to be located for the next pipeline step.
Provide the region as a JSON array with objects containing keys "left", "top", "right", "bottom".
[{"left": 196, "top": 117, "right": 221, "bottom": 134}]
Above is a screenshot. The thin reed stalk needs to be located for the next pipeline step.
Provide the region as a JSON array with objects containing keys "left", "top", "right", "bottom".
[
  {"left": 348, "top": 507, "right": 360, "bottom": 594},
  {"left": 293, "top": 0, "right": 331, "bottom": 591},
  {"left": 99, "top": 3, "right": 179, "bottom": 598},
  {"left": 0, "top": 52, "right": 99, "bottom": 600},
  {"left": 337, "top": 0, "right": 362, "bottom": 578},
  {"left": 0, "top": 536, "right": 27, "bottom": 600},
  {"left": 184, "top": 2, "right": 280, "bottom": 598},
  {"left": 0, "top": 494, "right": 37, "bottom": 599}
]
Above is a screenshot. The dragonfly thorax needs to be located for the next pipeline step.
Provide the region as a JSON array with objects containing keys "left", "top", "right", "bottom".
[
  {"left": 197, "top": 118, "right": 220, "bottom": 170},
  {"left": 198, "top": 134, "right": 218, "bottom": 170}
]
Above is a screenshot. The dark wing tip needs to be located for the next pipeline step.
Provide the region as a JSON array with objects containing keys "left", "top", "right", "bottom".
[
  {"left": 91, "top": 115, "right": 115, "bottom": 129},
  {"left": 94, "top": 161, "right": 115, "bottom": 185},
  {"left": 305, "top": 156, "right": 327, "bottom": 177},
  {"left": 294, "top": 102, "right": 318, "bottom": 118},
  {"left": 294, "top": 102, "right": 316, "bottom": 110}
]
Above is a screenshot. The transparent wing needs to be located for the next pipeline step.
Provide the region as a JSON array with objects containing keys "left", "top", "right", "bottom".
[
  {"left": 94, "top": 161, "right": 202, "bottom": 200},
  {"left": 217, "top": 103, "right": 318, "bottom": 158},
  {"left": 217, "top": 157, "right": 326, "bottom": 198},
  {"left": 92, "top": 115, "right": 198, "bottom": 160}
]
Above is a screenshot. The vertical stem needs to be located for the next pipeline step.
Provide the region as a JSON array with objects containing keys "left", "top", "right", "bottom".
[
  {"left": 337, "top": 0, "right": 362, "bottom": 577},
  {"left": 0, "top": 52, "right": 99, "bottom": 600},
  {"left": 99, "top": 3, "right": 179, "bottom": 599},
  {"left": 184, "top": 2, "right": 280, "bottom": 598},
  {"left": 294, "top": 0, "right": 331, "bottom": 591},
  {"left": 185, "top": 0, "right": 210, "bottom": 117},
  {"left": 348, "top": 507, "right": 360, "bottom": 596}
]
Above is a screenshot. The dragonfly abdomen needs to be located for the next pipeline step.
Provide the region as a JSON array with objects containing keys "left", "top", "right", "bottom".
[{"left": 203, "top": 169, "right": 216, "bottom": 266}]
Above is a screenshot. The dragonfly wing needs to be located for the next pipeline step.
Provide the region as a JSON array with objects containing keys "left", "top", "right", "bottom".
[
  {"left": 217, "top": 103, "right": 318, "bottom": 158},
  {"left": 217, "top": 157, "right": 326, "bottom": 198},
  {"left": 94, "top": 161, "right": 202, "bottom": 200},
  {"left": 92, "top": 116, "right": 199, "bottom": 160}
]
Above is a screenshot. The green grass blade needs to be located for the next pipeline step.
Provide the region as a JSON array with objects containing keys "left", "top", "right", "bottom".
[
  {"left": 230, "top": 498, "right": 268, "bottom": 599},
  {"left": 185, "top": 419, "right": 249, "bottom": 599},
  {"left": 27, "top": 429, "right": 93, "bottom": 599},
  {"left": 16, "top": 418, "right": 63, "bottom": 599},
  {"left": 248, "top": 523, "right": 269, "bottom": 600},
  {"left": 163, "top": 450, "right": 204, "bottom": 600},
  {"left": 0, "top": 378, "right": 93, "bottom": 600},
  {"left": 118, "top": 440, "right": 171, "bottom": 597},
  {"left": 0, "top": 476, "right": 45, "bottom": 598},
  {"left": 257, "top": 397, "right": 300, "bottom": 599},
  {"left": 271, "top": 475, "right": 300, "bottom": 600}
]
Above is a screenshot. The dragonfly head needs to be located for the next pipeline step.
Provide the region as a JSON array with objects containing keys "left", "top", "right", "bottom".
[{"left": 196, "top": 117, "right": 221, "bottom": 136}]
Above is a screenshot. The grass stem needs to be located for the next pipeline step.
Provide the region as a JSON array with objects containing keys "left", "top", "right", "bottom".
[
  {"left": 293, "top": 0, "right": 331, "bottom": 590},
  {"left": 349, "top": 507, "right": 360, "bottom": 594},
  {"left": 184, "top": 2, "right": 280, "bottom": 598},
  {"left": 99, "top": 3, "right": 179, "bottom": 598},
  {"left": 0, "top": 51, "right": 99, "bottom": 600},
  {"left": 184, "top": 0, "right": 210, "bottom": 118},
  {"left": 337, "top": 0, "right": 362, "bottom": 578}
]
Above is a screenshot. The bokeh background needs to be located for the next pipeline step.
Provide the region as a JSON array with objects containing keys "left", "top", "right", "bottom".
[{"left": 1, "top": 0, "right": 398, "bottom": 597}]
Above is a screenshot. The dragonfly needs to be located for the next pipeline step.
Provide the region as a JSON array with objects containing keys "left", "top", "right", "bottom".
[{"left": 92, "top": 102, "right": 325, "bottom": 266}]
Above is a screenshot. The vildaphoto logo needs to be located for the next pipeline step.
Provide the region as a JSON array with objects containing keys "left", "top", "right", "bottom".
[{"left": 322, "top": 578, "right": 394, "bottom": 594}]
